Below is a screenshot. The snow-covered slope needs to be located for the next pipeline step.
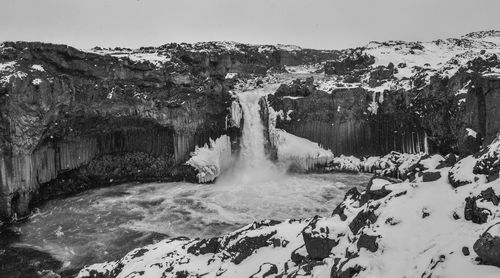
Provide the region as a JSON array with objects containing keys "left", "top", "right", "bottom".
[
  {"left": 316, "top": 30, "right": 500, "bottom": 95},
  {"left": 77, "top": 151, "right": 500, "bottom": 278}
]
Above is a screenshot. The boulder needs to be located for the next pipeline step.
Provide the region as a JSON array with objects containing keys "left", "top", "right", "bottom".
[
  {"left": 357, "top": 234, "right": 379, "bottom": 252},
  {"left": 473, "top": 223, "right": 500, "bottom": 267},
  {"left": 302, "top": 216, "right": 339, "bottom": 260},
  {"left": 464, "top": 196, "right": 491, "bottom": 224},
  {"left": 421, "top": 171, "right": 442, "bottom": 182}
]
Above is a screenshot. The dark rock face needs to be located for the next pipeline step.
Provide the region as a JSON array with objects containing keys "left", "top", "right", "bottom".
[
  {"left": 473, "top": 223, "right": 500, "bottom": 267},
  {"left": 357, "top": 234, "right": 379, "bottom": 252},
  {"left": 368, "top": 64, "right": 395, "bottom": 87},
  {"left": 268, "top": 78, "right": 428, "bottom": 156},
  {"left": 349, "top": 207, "right": 378, "bottom": 235},
  {"left": 269, "top": 43, "right": 500, "bottom": 157},
  {"left": 324, "top": 48, "right": 375, "bottom": 75},
  {"left": 302, "top": 216, "right": 339, "bottom": 260},
  {"left": 291, "top": 245, "right": 308, "bottom": 265},
  {"left": 421, "top": 171, "right": 442, "bottom": 182}
]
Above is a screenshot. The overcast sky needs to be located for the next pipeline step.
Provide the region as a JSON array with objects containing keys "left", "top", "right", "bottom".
[{"left": 1, "top": 0, "right": 500, "bottom": 50}]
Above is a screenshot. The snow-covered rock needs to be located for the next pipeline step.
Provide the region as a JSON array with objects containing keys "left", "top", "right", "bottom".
[
  {"left": 270, "top": 128, "right": 333, "bottom": 171},
  {"left": 78, "top": 152, "right": 500, "bottom": 278},
  {"left": 186, "top": 135, "right": 232, "bottom": 183}
]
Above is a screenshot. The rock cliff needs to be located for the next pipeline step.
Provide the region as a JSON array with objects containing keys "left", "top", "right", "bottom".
[
  {"left": 0, "top": 41, "right": 339, "bottom": 221},
  {"left": 269, "top": 31, "right": 500, "bottom": 157}
]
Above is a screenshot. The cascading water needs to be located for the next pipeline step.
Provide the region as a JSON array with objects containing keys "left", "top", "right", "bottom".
[
  {"left": 225, "top": 90, "right": 279, "bottom": 184},
  {"left": 237, "top": 92, "right": 268, "bottom": 169}
]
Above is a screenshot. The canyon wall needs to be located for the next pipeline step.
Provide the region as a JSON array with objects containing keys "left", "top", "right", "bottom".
[
  {"left": 0, "top": 41, "right": 339, "bottom": 220},
  {"left": 269, "top": 51, "right": 500, "bottom": 157},
  {"left": 269, "top": 80, "right": 427, "bottom": 157}
]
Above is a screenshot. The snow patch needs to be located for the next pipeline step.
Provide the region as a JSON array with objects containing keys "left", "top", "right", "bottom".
[{"left": 31, "top": 64, "right": 45, "bottom": 72}]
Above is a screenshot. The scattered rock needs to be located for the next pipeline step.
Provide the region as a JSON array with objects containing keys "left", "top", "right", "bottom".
[{"left": 462, "top": 246, "right": 470, "bottom": 256}]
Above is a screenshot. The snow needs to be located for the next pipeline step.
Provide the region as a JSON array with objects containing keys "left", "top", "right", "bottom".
[
  {"left": 328, "top": 155, "right": 362, "bottom": 172},
  {"left": 449, "top": 155, "right": 482, "bottom": 185},
  {"left": 0, "top": 61, "right": 17, "bottom": 84},
  {"left": 284, "top": 64, "right": 322, "bottom": 74},
  {"left": 270, "top": 128, "right": 333, "bottom": 171},
  {"left": 32, "top": 78, "right": 43, "bottom": 85},
  {"left": 276, "top": 44, "right": 302, "bottom": 52},
  {"left": 30, "top": 64, "right": 45, "bottom": 72},
  {"left": 370, "top": 177, "right": 393, "bottom": 190},
  {"left": 487, "top": 223, "right": 500, "bottom": 237},
  {"left": 282, "top": 96, "right": 304, "bottom": 100},
  {"left": 186, "top": 135, "right": 232, "bottom": 183},
  {"left": 466, "top": 128, "right": 478, "bottom": 138},
  {"left": 225, "top": 72, "right": 238, "bottom": 79},
  {"left": 90, "top": 49, "right": 172, "bottom": 67}
]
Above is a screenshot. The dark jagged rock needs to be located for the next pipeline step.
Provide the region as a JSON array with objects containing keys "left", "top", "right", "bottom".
[
  {"left": 480, "top": 187, "right": 500, "bottom": 206},
  {"left": 187, "top": 237, "right": 220, "bottom": 255},
  {"left": 357, "top": 234, "right": 379, "bottom": 252},
  {"left": 349, "top": 207, "right": 378, "bottom": 235},
  {"left": 302, "top": 216, "right": 339, "bottom": 260},
  {"left": 324, "top": 48, "right": 375, "bottom": 75},
  {"left": 368, "top": 64, "right": 395, "bottom": 87},
  {"left": 332, "top": 187, "right": 361, "bottom": 220},
  {"left": 421, "top": 171, "right": 442, "bottom": 182},
  {"left": 464, "top": 196, "right": 492, "bottom": 224},
  {"left": 228, "top": 231, "right": 277, "bottom": 264},
  {"left": 463, "top": 187, "right": 500, "bottom": 224},
  {"left": 331, "top": 263, "right": 364, "bottom": 278},
  {"left": 436, "top": 154, "right": 458, "bottom": 169}
]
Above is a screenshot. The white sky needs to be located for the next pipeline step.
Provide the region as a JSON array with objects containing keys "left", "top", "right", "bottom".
[{"left": 1, "top": 0, "right": 500, "bottom": 50}]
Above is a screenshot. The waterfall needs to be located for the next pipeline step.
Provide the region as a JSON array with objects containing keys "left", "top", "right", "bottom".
[
  {"left": 187, "top": 85, "right": 282, "bottom": 184},
  {"left": 237, "top": 92, "right": 271, "bottom": 170},
  {"left": 217, "top": 89, "right": 281, "bottom": 185}
]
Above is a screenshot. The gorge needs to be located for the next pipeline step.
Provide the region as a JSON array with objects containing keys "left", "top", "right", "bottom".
[{"left": 1, "top": 31, "right": 500, "bottom": 278}]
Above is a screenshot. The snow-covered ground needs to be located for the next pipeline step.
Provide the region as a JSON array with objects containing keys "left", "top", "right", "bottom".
[{"left": 311, "top": 30, "right": 500, "bottom": 102}]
